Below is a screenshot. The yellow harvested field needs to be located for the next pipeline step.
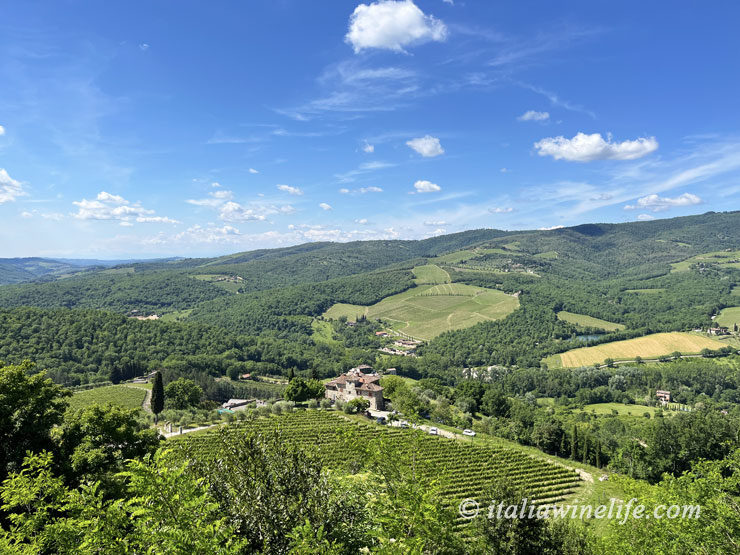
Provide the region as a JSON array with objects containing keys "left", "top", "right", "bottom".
[{"left": 551, "top": 332, "right": 726, "bottom": 368}]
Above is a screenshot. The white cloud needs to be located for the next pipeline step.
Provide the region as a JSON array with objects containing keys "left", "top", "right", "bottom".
[
  {"left": 249, "top": 168, "right": 259, "bottom": 174},
  {"left": 72, "top": 191, "right": 178, "bottom": 224},
  {"left": 20, "top": 211, "right": 33, "bottom": 218},
  {"left": 406, "top": 135, "right": 444, "bottom": 157},
  {"left": 359, "top": 186, "right": 383, "bottom": 193},
  {"left": 355, "top": 218, "right": 369, "bottom": 224},
  {"left": 277, "top": 184, "right": 303, "bottom": 195},
  {"left": 413, "top": 180, "right": 441, "bottom": 193},
  {"left": 624, "top": 192, "right": 702, "bottom": 212},
  {"left": 424, "top": 220, "right": 447, "bottom": 226},
  {"left": 538, "top": 225, "right": 565, "bottom": 230},
  {"left": 500, "top": 167, "right": 510, "bottom": 173},
  {"left": 489, "top": 207, "right": 513, "bottom": 213},
  {"left": 187, "top": 190, "right": 234, "bottom": 207},
  {"left": 518, "top": 110, "right": 550, "bottom": 122},
  {"left": 535, "top": 132, "right": 659, "bottom": 162},
  {"left": 339, "top": 188, "right": 351, "bottom": 194},
  {"left": 120, "top": 221, "right": 134, "bottom": 227},
  {"left": 0, "top": 169, "right": 27, "bottom": 204},
  {"left": 637, "top": 213, "right": 655, "bottom": 221},
  {"left": 0, "top": 125, "right": 5, "bottom": 135},
  {"left": 211, "top": 182, "right": 222, "bottom": 188},
  {"left": 139, "top": 43, "right": 149, "bottom": 51},
  {"left": 220, "top": 201, "right": 268, "bottom": 222},
  {"left": 319, "top": 202, "right": 333, "bottom": 211},
  {"left": 345, "top": 0, "right": 447, "bottom": 53},
  {"left": 362, "top": 141, "right": 375, "bottom": 153}
]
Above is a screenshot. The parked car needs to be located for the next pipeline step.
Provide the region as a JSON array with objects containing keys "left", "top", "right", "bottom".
[
  {"left": 399, "top": 420, "right": 409, "bottom": 428},
  {"left": 376, "top": 416, "right": 386, "bottom": 425},
  {"left": 462, "top": 429, "right": 476, "bottom": 437},
  {"left": 428, "top": 427, "right": 438, "bottom": 435}
]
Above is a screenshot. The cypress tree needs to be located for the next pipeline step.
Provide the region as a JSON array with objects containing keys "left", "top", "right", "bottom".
[
  {"left": 109, "top": 366, "right": 122, "bottom": 385},
  {"left": 570, "top": 425, "right": 578, "bottom": 460},
  {"left": 288, "top": 367, "right": 295, "bottom": 382},
  {"left": 582, "top": 434, "right": 589, "bottom": 465},
  {"left": 151, "top": 371, "right": 164, "bottom": 423}
]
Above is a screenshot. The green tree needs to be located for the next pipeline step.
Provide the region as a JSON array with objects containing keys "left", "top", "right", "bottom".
[
  {"left": 344, "top": 398, "right": 370, "bottom": 414},
  {"left": 150, "top": 371, "right": 164, "bottom": 420},
  {"left": 481, "top": 388, "right": 511, "bottom": 418},
  {"left": 164, "top": 377, "right": 202, "bottom": 410},
  {"left": 0, "top": 361, "right": 70, "bottom": 480},
  {"left": 283, "top": 377, "right": 325, "bottom": 403},
  {"left": 108, "top": 366, "right": 122, "bottom": 385},
  {"left": 55, "top": 404, "right": 161, "bottom": 494}
]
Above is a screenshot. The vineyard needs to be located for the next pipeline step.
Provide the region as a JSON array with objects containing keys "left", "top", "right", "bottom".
[
  {"left": 172, "top": 410, "right": 581, "bottom": 525},
  {"left": 67, "top": 384, "right": 147, "bottom": 413}
]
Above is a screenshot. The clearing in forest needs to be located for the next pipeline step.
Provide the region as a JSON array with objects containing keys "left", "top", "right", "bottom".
[
  {"left": 322, "top": 282, "right": 518, "bottom": 340},
  {"left": 716, "top": 307, "right": 740, "bottom": 330},
  {"left": 545, "top": 332, "right": 726, "bottom": 368},
  {"left": 67, "top": 384, "right": 148, "bottom": 413},
  {"left": 556, "top": 311, "right": 625, "bottom": 331}
]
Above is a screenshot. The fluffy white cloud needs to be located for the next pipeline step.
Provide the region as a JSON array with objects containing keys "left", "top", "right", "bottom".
[
  {"left": 413, "top": 180, "right": 441, "bottom": 193},
  {"left": 187, "top": 190, "right": 234, "bottom": 207},
  {"left": 139, "top": 43, "right": 149, "bottom": 51},
  {"left": 220, "top": 201, "right": 268, "bottom": 222},
  {"left": 517, "top": 110, "right": 550, "bottom": 122},
  {"left": 249, "top": 168, "right": 259, "bottom": 174},
  {"left": 362, "top": 141, "right": 375, "bottom": 153},
  {"left": 489, "top": 207, "right": 513, "bottom": 213},
  {"left": 319, "top": 202, "right": 333, "bottom": 211},
  {"left": 406, "top": 135, "right": 444, "bottom": 157},
  {"left": 534, "top": 132, "right": 659, "bottom": 162},
  {"left": 637, "top": 213, "right": 655, "bottom": 221},
  {"left": 355, "top": 218, "right": 369, "bottom": 224},
  {"left": 72, "top": 191, "right": 179, "bottom": 224},
  {"left": 339, "top": 188, "right": 351, "bottom": 194},
  {"left": 345, "top": 0, "right": 447, "bottom": 53},
  {"left": 359, "top": 186, "right": 383, "bottom": 193},
  {"left": 624, "top": 193, "right": 702, "bottom": 212},
  {"left": 0, "top": 169, "right": 27, "bottom": 204},
  {"left": 0, "top": 125, "right": 5, "bottom": 136},
  {"left": 277, "top": 184, "right": 303, "bottom": 195}
]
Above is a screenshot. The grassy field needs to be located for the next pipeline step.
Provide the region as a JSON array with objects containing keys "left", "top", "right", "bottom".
[
  {"left": 323, "top": 282, "right": 519, "bottom": 340},
  {"left": 671, "top": 250, "right": 740, "bottom": 273},
  {"left": 412, "top": 264, "right": 451, "bottom": 284},
  {"left": 624, "top": 288, "right": 666, "bottom": 294},
  {"left": 311, "top": 319, "right": 339, "bottom": 344},
  {"left": 733, "top": 286, "right": 740, "bottom": 296},
  {"left": 545, "top": 332, "right": 727, "bottom": 368},
  {"left": 67, "top": 385, "right": 147, "bottom": 413},
  {"left": 192, "top": 274, "right": 241, "bottom": 293},
  {"left": 579, "top": 402, "right": 658, "bottom": 418},
  {"left": 160, "top": 309, "right": 193, "bottom": 322},
  {"left": 556, "top": 311, "right": 625, "bottom": 331},
  {"left": 716, "top": 306, "right": 740, "bottom": 330}
]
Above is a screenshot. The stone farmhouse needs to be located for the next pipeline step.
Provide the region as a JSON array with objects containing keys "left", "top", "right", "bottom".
[{"left": 325, "top": 366, "right": 385, "bottom": 410}]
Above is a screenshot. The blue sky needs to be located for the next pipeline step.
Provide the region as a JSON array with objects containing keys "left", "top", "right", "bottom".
[{"left": 1, "top": 1, "right": 739, "bottom": 258}]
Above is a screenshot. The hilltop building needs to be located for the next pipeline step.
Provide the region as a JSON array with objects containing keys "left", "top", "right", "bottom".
[{"left": 325, "top": 366, "right": 385, "bottom": 410}]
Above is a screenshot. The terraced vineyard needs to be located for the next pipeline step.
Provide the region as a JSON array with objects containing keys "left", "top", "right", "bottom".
[{"left": 172, "top": 411, "right": 581, "bottom": 524}]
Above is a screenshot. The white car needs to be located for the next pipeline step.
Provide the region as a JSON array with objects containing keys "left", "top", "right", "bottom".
[
  {"left": 428, "top": 427, "right": 438, "bottom": 435},
  {"left": 462, "top": 429, "right": 476, "bottom": 437},
  {"left": 399, "top": 421, "right": 409, "bottom": 428}
]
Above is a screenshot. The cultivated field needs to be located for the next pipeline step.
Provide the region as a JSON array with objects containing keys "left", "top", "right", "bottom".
[
  {"left": 175, "top": 411, "right": 581, "bottom": 523},
  {"left": 67, "top": 384, "right": 147, "bottom": 413},
  {"left": 671, "top": 250, "right": 740, "bottom": 273},
  {"left": 556, "top": 311, "right": 625, "bottom": 331},
  {"left": 545, "top": 332, "right": 727, "bottom": 368},
  {"left": 412, "top": 264, "right": 451, "bottom": 284},
  {"left": 716, "top": 307, "right": 740, "bottom": 329},
  {"left": 323, "top": 282, "right": 519, "bottom": 340}
]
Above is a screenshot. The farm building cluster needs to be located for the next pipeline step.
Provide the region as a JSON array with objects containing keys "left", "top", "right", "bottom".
[{"left": 324, "top": 365, "right": 385, "bottom": 410}]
